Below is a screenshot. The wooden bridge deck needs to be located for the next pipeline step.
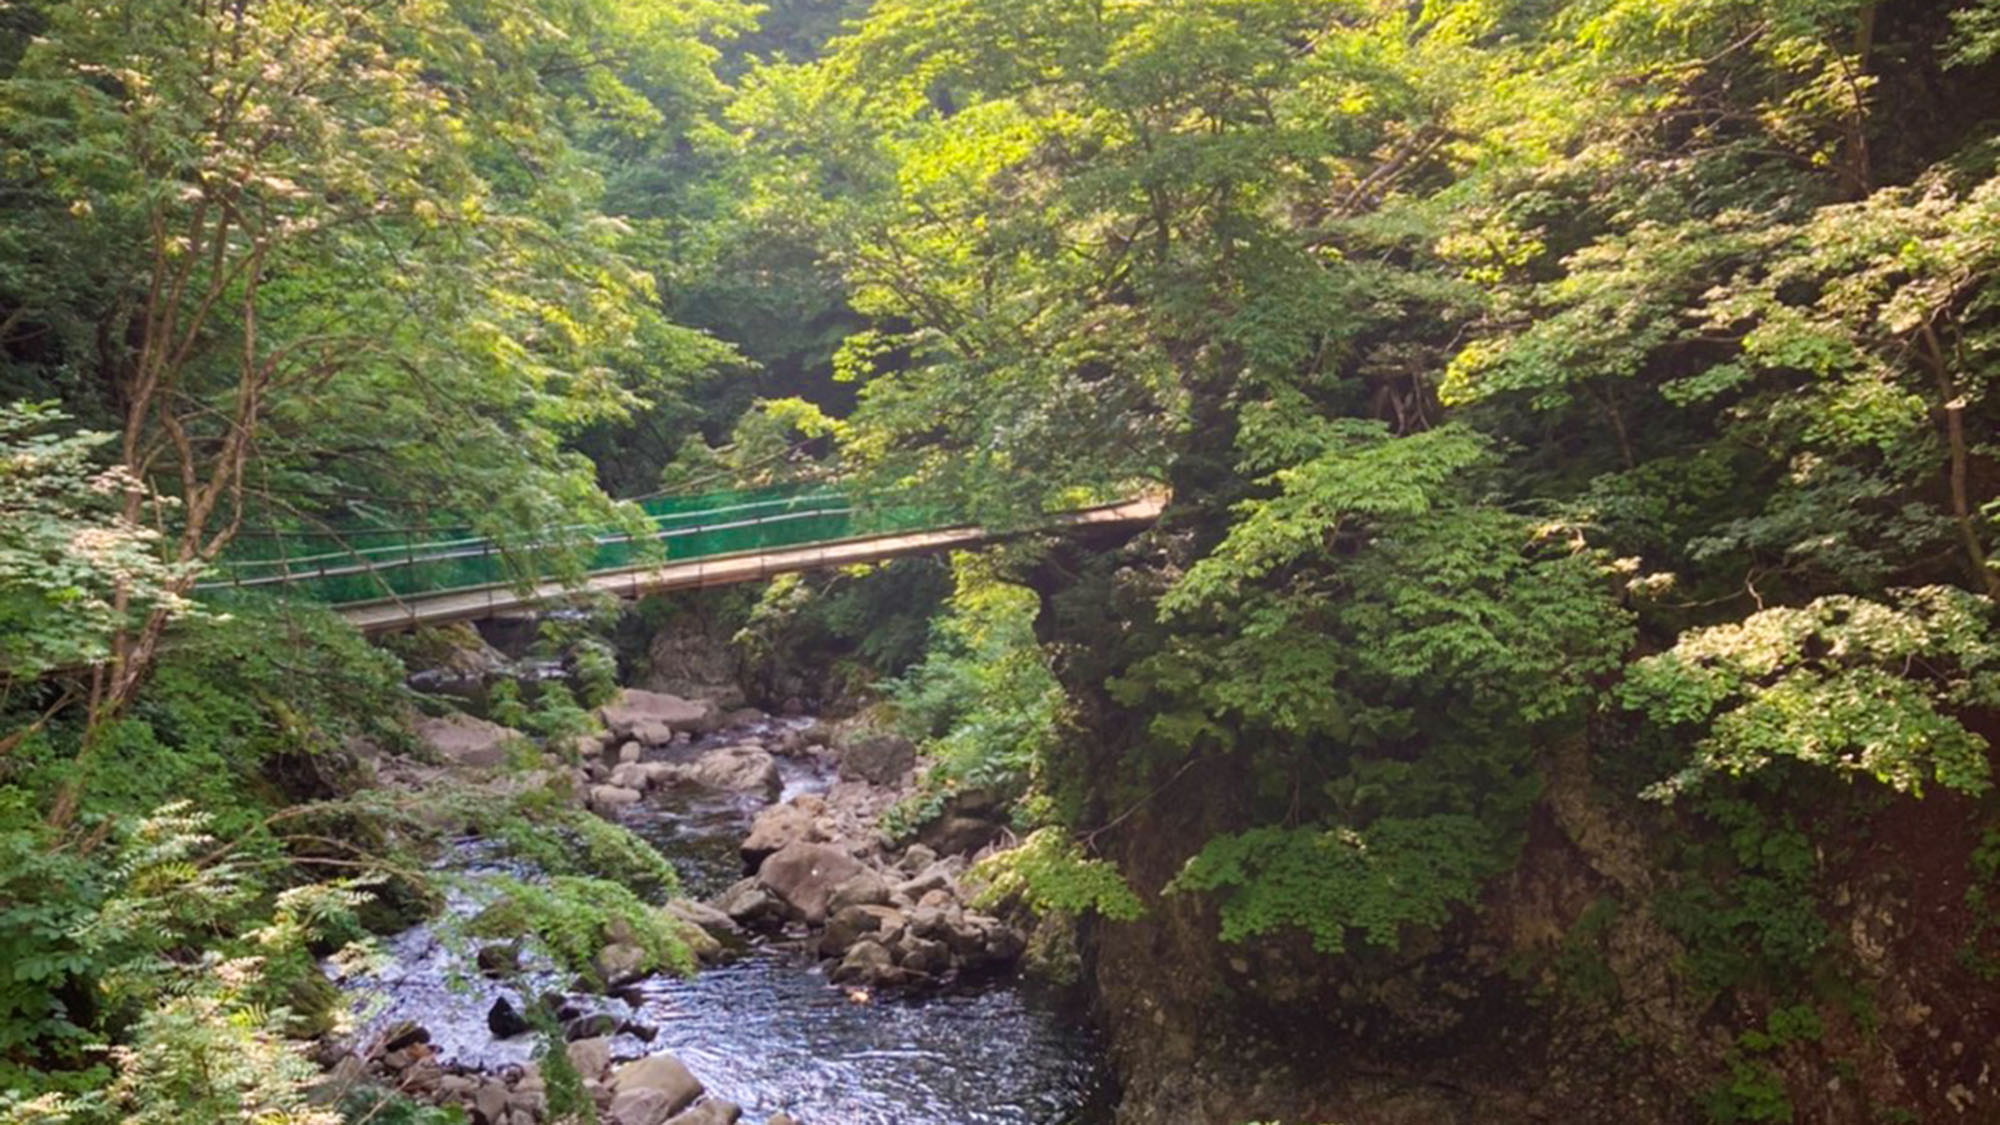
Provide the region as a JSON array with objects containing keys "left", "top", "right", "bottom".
[{"left": 336, "top": 496, "right": 1163, "bottom": 634}]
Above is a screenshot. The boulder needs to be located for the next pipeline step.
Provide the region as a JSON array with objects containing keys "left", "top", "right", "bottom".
[
  {"left": 666, "top": 897, "right": 740, "bottom": 938},
  {"left": 589, "top": 785, "right": 643, "bottom": 815},
  {"left": 826, "top": 868, "right": 891, "bottom": 913},
  {"left": 940, "top": 914, "right": 992, "bottom": 960},
  {"left": 642, "top": 614, "right": 746, "bottom": 712},
  {"left": 898, "top": 844, "right": 938, "bottom": 873},
  {"left": 609, "top": 762, "right": 652, "bottom": 790},
  {"left": 767, "top": 1115, "right": 801, "bottom": 1125},
  {"left": 830, "top": 723, "right": 915, "bottom": 785},
  {"left": 408, "top": 622, "right": 509, "bottom": 678},
  {"left": 486, "top": 996, "right": 533, "bottom": 1039},
  {"left": 476, "top": 943, "right": 521, "bottom": 979},
  {"left": 983, "top": 924, "right": 1027, "bottom": 965},
  {"left": 740, "top": 798, "right": 825, "bottom": 869},
  {"left": 471, "top": 1080, "right": 509, "bottom": 1125},
  {"left": 611, "top": 1053, "right": 703, "bottom": 1119},
  {"left": 681, "top": 744, "right": 779, "bottom": 796},
  {"left": 666, "top": 1101, "right": 743, "bottom": 1125},
  {"left": 818, "top": 904, "right": 905, "bottom": 958},
  {"left": 906, "top": 904, "right": 951, "bottom": 942},
  {"left": 618, "top": 741, "right": 643, "bottom": 764},
  {"left": 895, "top": 933, "right": 951, "bottom": 977},
  {"left": 757, "top": 843, "right": 865, "bottom": 925},
  {"left": 713, "top": 878, "right": 786, "bottom": 931},
  {"left": 917, "top": 814, "right": 1004, "bottom": 857},
  {"left": 566, "top": 1036, "right": 611, "bottom": 1082},
  {"left": 380, "top": 1021, "right": 430, "bottom": 1053},
  {"left": 563, "top": 1013, "right": 620, "bottom": 1040},
  {"left": 414, "top": 713, "right": 520, "bottom": 769},
  {"left": 893, "top": 866, "right": 952, "bottom": 902},
  {"left": 599, "top": 690, "right": 714, "bottom": 742},
  {"left": 596, "top": 941, "right": 647, "bottom": 982},
  {"left": 830, "top": 939, "right": 898, "bottom": 987},
  {"left": 610, "top": 1088, "right": 675, "bottom": 1125}
]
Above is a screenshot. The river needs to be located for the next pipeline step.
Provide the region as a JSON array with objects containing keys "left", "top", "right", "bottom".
[{"left": 337, "top": 713, "right": 1115, "bottom": 1125}]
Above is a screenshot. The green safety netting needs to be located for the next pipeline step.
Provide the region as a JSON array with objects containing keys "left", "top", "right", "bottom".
[{"left": 196, "top": 483, "right": 950, "bottom": 607}]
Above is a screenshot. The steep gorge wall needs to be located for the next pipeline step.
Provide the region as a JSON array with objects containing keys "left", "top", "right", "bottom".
[{"left": 1029, "top": 529, "right": 2000, "bottom": 1125}]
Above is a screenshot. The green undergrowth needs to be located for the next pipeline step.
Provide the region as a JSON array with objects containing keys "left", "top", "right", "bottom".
[
  {"left": 970, "top": 827, "right": 1144, "bottom": 922},
  {"left": 882, "top": 562, "right": 1064, "bottom": 837},
  {"left": 467, "top": 875, "right": 695, "bottom": 982}
]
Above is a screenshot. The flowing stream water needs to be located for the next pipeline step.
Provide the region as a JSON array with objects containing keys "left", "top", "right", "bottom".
[{"left": 338, "top": 715, "right": 1115, "bottom": 1125}]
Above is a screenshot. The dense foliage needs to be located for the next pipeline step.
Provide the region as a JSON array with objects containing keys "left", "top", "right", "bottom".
[
  {"left": 8, "top": 0, "right": 2000, "bottom": 1119},
  {"left": 695, "top": 0, "right": 2000, "bottom": 1118}
]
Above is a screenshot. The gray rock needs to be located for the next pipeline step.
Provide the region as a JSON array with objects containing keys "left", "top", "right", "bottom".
[
  {"left": 610, "top": 1088, "right": 675, "bottom": 1125},
  {"left": 590, "top": 784, "right": 644, "bottom": 814},
  {"left": 827, "top": 868, "right": 891, "bottom": 913},
  {"left": 983, "top": 924, "right": 1027, "bottom": 965},
  {"left": 618, "top": 741, "right": 644, "bottom": 764},
  {"left": 941, "top": 913, "right": 992, "bottom": 959},
  {"left": 917, "top": 814, "right": 1003, "bottom": 857},
  {"left": 818, "top": 903, "right": 904, "bottom": 958},
  {"left": 893, "top": 867, "right": 951, "bottom": 901},
  {"left": 713, "top": 878, "right": 785, "bottom": 930},
  {"left": 630, "top": 719, "right": 678, "bottom": 746},
  {"left": 642, "top": 616, "right": 746, "bottom": 712},
  {"left": 907, "top": 904, "right": 950, "bottom": 941},
  {"left": 682, "top": 744, "right": 780, "bottom": 796},
  {"left": 599, "top": 689, "right": 714, "bottom": 741},
  {"left": 666, "top": 1101, "right": 743, "bottom": 1125},
  {"left": 666, "top": 897, "right": 740, "bottom": 937},
  {"left": 596, "top": 941, "right": 646, "bottom": 982},
  {"left": 757, "top": 842, "right": 865, "bottom": 925},
  {"left": 830, "top": 939, "right": 898, "bottom": 987},
  {"left": 741, "top": 798, "right": 824, "bottom": 868},
  {"left": 566, "top": 1036, "right": 611, "bottom": 1081},
  {"left": 486, "top": 996, "right": 532, "bottom": 1038},
  {"left": 413, "top": 713, "right": 521, "bottom": 769},
  {"left": 831, "top": 724, "right": 915, "bottom": 785},
  {"left": 609, "top": 761, "right": 652, "bottom": 790},
  {"left": 611, "top": 1053, "right": 703, "bottom": 1118},
  {"left": 471, "top": 1081, "right": 509, "bottom": 1125},
  {"left": 476, "top": 943, "right": 520, "bottom": 979},
  {"left": 896, "top": 933, "right": 951, "bottom": 977},
  {"left": 564, "top": 1013, "right": 620, "bottom": 1040},
  {"left": 898, "top": 844, "right": 938, "bottom": 873}
]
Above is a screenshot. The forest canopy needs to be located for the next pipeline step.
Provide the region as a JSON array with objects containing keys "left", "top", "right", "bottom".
[{"left": 5, "top": 0, "right": 2000, "bottom": 1121}]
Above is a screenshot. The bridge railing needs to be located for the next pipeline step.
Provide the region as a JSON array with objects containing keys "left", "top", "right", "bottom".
[{"left": 197, "top": 484, "right": 948, "bottom": 607}]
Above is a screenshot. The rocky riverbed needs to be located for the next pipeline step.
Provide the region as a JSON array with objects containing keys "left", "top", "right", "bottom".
[{"left": 322, "top": 686, "right": 1110, "bottom": 1125}]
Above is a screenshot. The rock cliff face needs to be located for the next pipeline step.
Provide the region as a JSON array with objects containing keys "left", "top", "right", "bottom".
[{"left": 1028, "top": 527, "right": 2000, "bottom": 1125}]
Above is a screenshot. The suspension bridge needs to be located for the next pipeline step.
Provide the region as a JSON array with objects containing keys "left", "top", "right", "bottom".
[{"left": 198, "top": 486, "right": 1164, "bottom": 634}]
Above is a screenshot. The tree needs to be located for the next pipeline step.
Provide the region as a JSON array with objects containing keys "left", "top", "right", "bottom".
[{"left": 0, "top": 0, "right": 744, "bottom": 756}]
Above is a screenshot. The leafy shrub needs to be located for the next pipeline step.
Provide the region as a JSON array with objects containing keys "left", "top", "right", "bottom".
[
  {"left": 884, "top": 564, "right": 1062, "bottom": 833},
  {"left": 1622, "top": 587, "right": 2000, "bottom": 799},
  {"left": 971, "top": 828, "right": 1144, "bottom": 922},
  {"left": 1654, "top": 797, "right": 1828, "bottom": 996},
  {"left": 0, "top": 403, "right": 194, "bottom": 683},
  {"left": 466, "top": 876, "right": 694, "bottom": 981},
  {"left": 1168, "top": 816, "right": 1500, "bottom": 954},
  {"left": 0, "top": 805, "right": 375, "bottom": 1124}
]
